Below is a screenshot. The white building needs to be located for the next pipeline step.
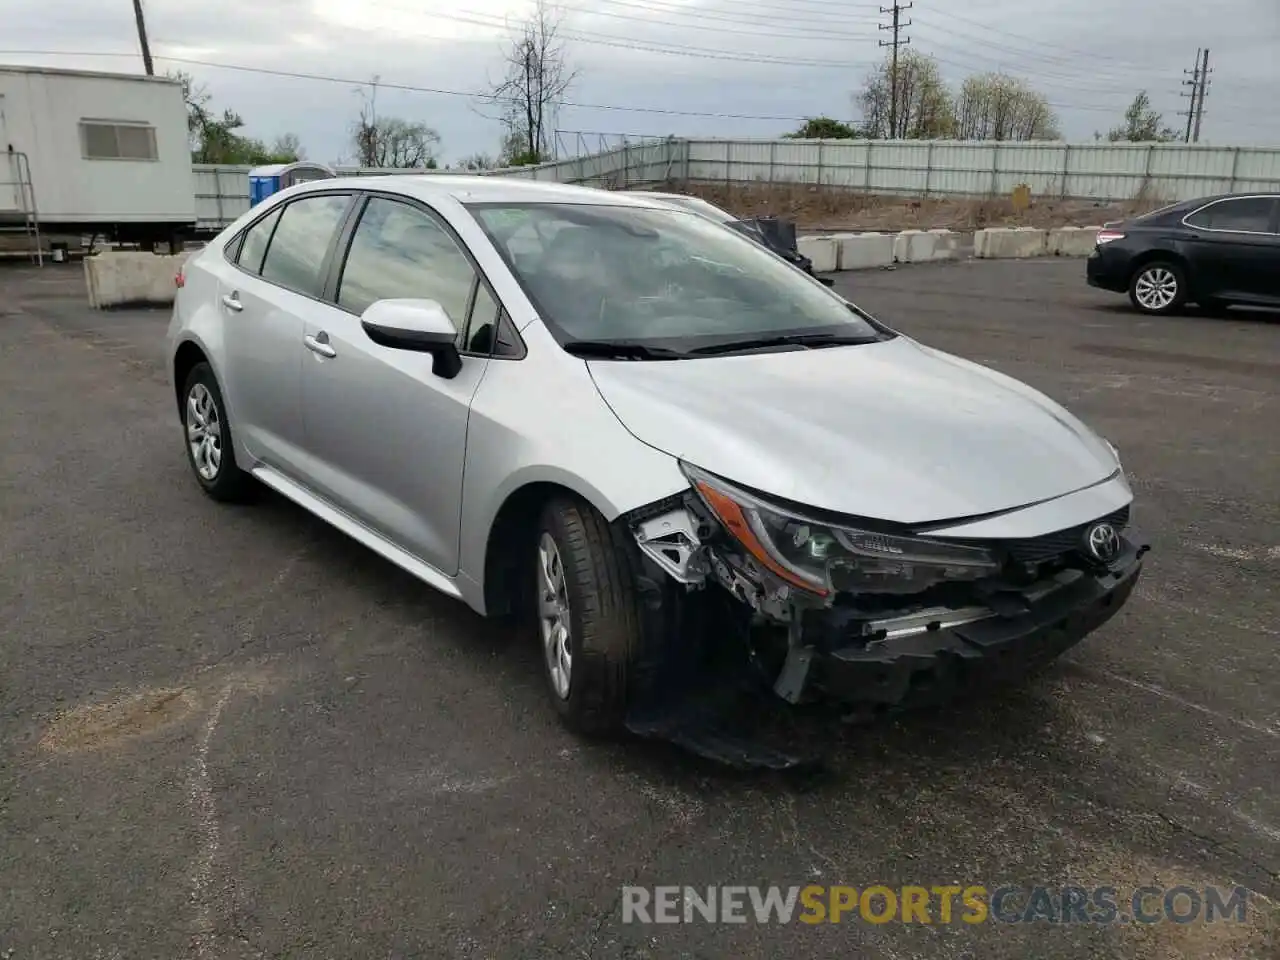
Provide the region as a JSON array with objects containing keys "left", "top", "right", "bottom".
[{"left": 0, "top": 64, "right": 196, "bottom": 252}]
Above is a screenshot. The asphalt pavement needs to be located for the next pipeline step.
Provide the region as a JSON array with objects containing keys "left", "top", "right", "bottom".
[{"left": 1, "top": 258, "right": 1277, "bottom": 959}]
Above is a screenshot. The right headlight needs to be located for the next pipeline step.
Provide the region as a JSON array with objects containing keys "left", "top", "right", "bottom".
[{"left": 682, "top": 463, "right": 1001, "bottom": 598}]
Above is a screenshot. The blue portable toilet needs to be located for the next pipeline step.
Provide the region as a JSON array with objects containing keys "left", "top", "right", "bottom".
[{"left": 248, "top": 161, "right": 337, "bottom": 206}]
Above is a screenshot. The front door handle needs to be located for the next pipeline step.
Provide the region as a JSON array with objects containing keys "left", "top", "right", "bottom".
[
  {"left": 305, "top": 333, "right": 337, "bottom": 358},
  {"left": 221, "top": 293, "right": 243, "bottom": 312}
]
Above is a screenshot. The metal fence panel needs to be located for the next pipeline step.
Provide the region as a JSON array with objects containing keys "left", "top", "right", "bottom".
[{"left": 191, "top": 139, "right": 1280, "bottom": 231}]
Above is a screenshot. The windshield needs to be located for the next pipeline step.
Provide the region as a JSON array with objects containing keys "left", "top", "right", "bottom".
[
  {"left": 466, "top": 202, "right": 888, "bottom": 353},
  {"left": 649, "top": 194, "right": 737, "bottom": 224}
]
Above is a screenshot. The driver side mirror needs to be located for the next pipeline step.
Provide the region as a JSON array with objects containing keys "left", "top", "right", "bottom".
[{"left": 361, "top": 298, "right": 462, "bottom": 379}]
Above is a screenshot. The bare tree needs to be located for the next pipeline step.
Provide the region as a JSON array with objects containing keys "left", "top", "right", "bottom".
[
  {"left": 489, "top": 0, "right": 577, "bottom": 165},
  {"left": 269, "top": 133, "right": 305, "bottom": 161},
  {"left": 351, "top": 80, "right": 440, "bottom": 168},
  {"left": 953, "top": 73, "right": 1060, "bottom": 141},
  {"left": 457, "top": 152, "right": 498, "bottom": 170},
  {"left": 1107, "top": 91, "right": 1179, "bottom": 142},
  {"left": 857, "top": 50, "right": 952, "bottom": 139}
]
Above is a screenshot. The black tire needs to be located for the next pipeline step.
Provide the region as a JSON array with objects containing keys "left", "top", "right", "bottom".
[
  {"left": 1128, "top": 260, "right": 1187, "bottom": 315},
  {"left": 180, "top": 362, "right": 254, "bottom": 502},
  {"left": 534, "top": 497, "right": 643, "bottom": 736}
]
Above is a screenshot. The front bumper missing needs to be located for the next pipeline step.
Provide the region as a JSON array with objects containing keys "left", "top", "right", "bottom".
[
  {"left": 623, "top": 497, "right": 1149, "bottom": 769},
  {"left": 794, "top": 537, "right": 1145, "bottom": 709}
]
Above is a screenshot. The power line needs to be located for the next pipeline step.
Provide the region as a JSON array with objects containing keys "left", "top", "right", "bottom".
[
  {"left": 559, "top": 0, "right": 884, "bottom": 40},
  {"left": 908, "top": 20, "right": 1178, "bottom": 91},
  {"left": 878, "top": 1, "right": 911, "bottom": 137},
  {"left": 354, "top": 1, "right": 862, "bottom": 67},
  {"left": 0, "top": 48, "right": 1179, "bottom": 120},
  {"left": 917, "top": 6, "right": 1142, "bottom": 69},
  {"left": 41, "top": 50, "right": 836, "bottom": 123}
]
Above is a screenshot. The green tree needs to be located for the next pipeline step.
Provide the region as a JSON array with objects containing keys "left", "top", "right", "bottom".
[
  {"left": 169, "top": 70, "right": 306, "bottom": 164},
  {"left": 784, "top": 117, "right": 864, "bottom": 139},
  {"left": 1107, "top": 91, "right": 1179, "bottom": 142}
]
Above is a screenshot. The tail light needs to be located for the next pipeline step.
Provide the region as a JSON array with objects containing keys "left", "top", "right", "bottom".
[
  {"left": 1096, "top": 230, "right": 1126, "bottom": 245},
  {"left": 174, "top": 268, "right": 185, "bottom": 289}
]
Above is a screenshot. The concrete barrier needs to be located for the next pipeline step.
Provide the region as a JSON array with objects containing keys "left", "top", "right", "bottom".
[
  {"left": 893, "top": 229, "right": 959, "bottom": 264},
  {"left": 973, "top": 227, "right": 1049, "bottom": 259},
  {"left": 835, "top": 232, "right": 895, "bottom": 271},
  {"left": 797, "top": 235, "right": 838, "bottom": 273},
  {"left": 1049, "top": 226, "right": 1102, "bottom": 257},
  {"left": 84, "top": 251, "right": 188, "bottom": 308}
]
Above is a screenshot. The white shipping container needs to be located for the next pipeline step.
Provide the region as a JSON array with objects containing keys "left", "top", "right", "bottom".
[{"left": 0, "top": 65, "right": 194, "bottom": 234}]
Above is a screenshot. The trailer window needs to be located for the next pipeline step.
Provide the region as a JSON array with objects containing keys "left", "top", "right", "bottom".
[{"left": 80, "top": 121, "right": 158, "bottom": 161}]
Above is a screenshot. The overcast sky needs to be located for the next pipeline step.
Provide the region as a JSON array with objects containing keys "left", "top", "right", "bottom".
[{"left": 3, "top": 0, "right": 1276, "bottom": 164}]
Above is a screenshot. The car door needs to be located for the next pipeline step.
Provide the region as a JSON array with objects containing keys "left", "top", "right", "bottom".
[
  {"left": 218, "top": 191, "right": 353, "bottom": 475},
  {"left": 1181, "top": 196, "right": 1279, "bottom": 303},
  {"left": 298, "top": 193, "right": 497, "bottom": 577}
]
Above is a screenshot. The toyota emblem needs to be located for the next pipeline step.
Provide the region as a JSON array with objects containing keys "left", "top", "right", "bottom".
[{"left": 1084, "top": 523, "right": 1121, "bottom": 563}]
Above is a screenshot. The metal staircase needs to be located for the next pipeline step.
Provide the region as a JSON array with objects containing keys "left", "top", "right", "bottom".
[{"left": 2, "top": 149, "right": 42, "bottom": 266}]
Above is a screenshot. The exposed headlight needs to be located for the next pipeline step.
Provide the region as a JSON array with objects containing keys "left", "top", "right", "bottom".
[{"left": 682, "top": 463, "right": 1001, "bottom": 598}]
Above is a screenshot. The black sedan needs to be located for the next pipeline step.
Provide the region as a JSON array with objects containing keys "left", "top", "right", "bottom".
[{"left": 1086, "top": 192, "right": 1280, "bottom": 315}]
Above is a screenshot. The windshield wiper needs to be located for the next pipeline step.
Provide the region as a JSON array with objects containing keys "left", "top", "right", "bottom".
[
  {"left": 563, "top": 339, "right": 688, "bottom": 360},
  {"left": 685, "top": 332, "right": 882, "bottom": 356}
]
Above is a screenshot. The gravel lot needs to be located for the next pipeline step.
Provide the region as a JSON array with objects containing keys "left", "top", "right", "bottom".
[{"left": 1, "top": 259, "right": 1277, "bottom": 959}]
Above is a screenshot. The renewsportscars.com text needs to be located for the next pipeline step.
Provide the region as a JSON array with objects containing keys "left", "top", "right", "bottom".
[{"left": 621, "top": 884, "right": 1250, "bottom": 926}]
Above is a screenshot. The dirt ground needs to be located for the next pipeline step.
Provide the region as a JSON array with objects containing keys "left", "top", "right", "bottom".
[{"left": 669, "top": 181, "right": 1163, "bottom": 232}]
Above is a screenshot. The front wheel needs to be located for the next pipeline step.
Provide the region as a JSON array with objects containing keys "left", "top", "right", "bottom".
[
  {"left": 1128, "top": 261, "right": 1187, "bottom": 315},
  {"left": 535, "top": 498, "right": 643, "bottom": 736}
]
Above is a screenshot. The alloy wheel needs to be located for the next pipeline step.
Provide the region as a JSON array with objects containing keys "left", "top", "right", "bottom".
[
  {"left": 538, "top": 532, "right": 573, "bottom": 700},
  {"left": 1134, "top": 267, "right": 1178, "bottom": 311},
  {"left": 186, "top": 383, "right": 223, "bottom": 481}
]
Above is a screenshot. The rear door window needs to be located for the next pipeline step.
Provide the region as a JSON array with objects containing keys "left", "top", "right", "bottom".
[
  {"left": 259, "top": 194, "right": 352, "bottom": 297},
  {"left": 1186, "top": 197, "right": 1277, "bottom": 233}
]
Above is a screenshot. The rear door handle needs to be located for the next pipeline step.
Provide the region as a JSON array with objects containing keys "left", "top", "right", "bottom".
[
  {"left": 304, "top": 333, "right": 337, "bottom": 358},
  {"left": 221, "top": 293, "right": 243, "bottom": 312}
]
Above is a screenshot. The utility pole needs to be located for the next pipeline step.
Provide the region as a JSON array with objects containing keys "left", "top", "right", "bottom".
[
  {"left": 131, "top": 0, "right": 154, "bottom": 76},
  {"left": 879, "top": 2, "right": 912, "bottom": 138},
  {"left": 1193, "top": 48, "right": 1211, "bottom": 143},
  {"left": 1179, "top": 49, "right": 1200, "bottom": 143}
]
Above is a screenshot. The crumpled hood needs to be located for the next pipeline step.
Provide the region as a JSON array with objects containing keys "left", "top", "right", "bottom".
[{"left": 588, "top": 336, "right": 1119, "bottom": 525}]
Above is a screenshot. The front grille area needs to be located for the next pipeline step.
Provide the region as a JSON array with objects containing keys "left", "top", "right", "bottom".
[{"left": 999, "top": 505, "right": 1131, "bottom": 564}]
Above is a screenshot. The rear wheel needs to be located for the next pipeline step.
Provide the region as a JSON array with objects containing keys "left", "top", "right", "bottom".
[
  {"left": 534, "top": 498, "right": 642, "bottom": 736},
  {"left": 181, "top": 362, "right": 254, "bottom": 502},
  {"left": 1128, "top": 261, "right": 1186, "bottom": 315}
]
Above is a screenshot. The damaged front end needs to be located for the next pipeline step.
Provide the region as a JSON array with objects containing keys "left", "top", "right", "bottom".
[{"left": 621, "top": 462, "right": 1148, "bottom": 764}]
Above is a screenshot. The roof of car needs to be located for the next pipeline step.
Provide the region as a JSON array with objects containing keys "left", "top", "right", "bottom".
[{"left": 300, "top": 173, "right": 675, "bottom": 208}]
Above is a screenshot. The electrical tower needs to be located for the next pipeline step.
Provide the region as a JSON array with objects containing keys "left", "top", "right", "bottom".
[
  {"left": 879, "top": 2, "right": 912, "bottom": 138},
  {"left": 1179, "top": 48, "right": 1212, "bottom": 143}
]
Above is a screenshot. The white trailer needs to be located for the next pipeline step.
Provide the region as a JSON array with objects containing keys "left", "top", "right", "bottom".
[{"left": 0, "top": 65, "right": 195, "bottom": 252}]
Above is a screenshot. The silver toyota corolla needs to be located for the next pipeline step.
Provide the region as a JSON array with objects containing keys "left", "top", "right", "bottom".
[{"left": 166, "top": 175, "right": 1147, "bottom": 737}]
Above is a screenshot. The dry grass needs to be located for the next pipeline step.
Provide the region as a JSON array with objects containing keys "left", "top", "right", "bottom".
[{"left": 661, "top": 181, "right": 1167, "bottom": 232}]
